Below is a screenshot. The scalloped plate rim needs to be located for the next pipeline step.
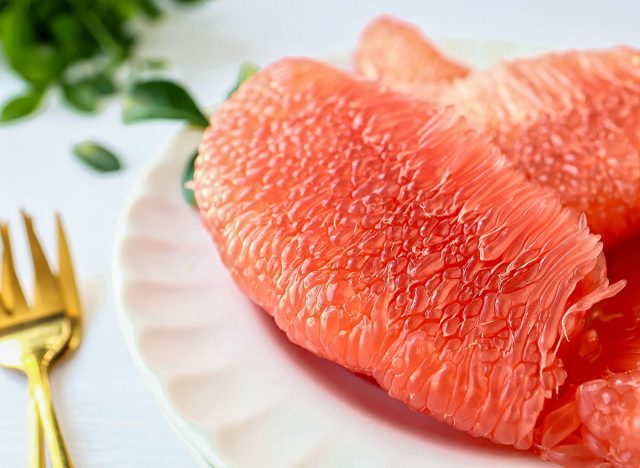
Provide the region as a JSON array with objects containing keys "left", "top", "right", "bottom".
[
  {"left": 113, "top": 128, "right": 223, "bottom": 468},
  {"left": 112, "top": 40, "right": 551, "bottom": 468}
]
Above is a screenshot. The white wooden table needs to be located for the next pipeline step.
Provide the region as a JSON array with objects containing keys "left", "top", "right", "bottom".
[{"left": 0, "top": 1, "right": 637, "bottom": 466}]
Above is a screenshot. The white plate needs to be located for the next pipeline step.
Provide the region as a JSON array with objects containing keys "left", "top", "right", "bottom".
[{"left": 114, "top": 42, "right": 547, "bottom": 468}]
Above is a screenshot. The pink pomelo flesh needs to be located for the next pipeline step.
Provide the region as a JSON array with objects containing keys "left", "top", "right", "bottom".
[{"left": 195, "top": 59, "right": 625, "bottom": 465}]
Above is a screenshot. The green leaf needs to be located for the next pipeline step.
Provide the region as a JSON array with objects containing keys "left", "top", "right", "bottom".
[
  {"left": 122, "top": 79, "right": 208, "bottom": 126},
  {"left": 73, "top": 141, "right": 123, "bottom": 173},
  {"left": 226, "top": 63, "right": 260, "bottom": 99},
  {"left": 182, "top": 149, "right": 198, "bottom": 207},
  {"left": 0, "top": 6, "right": 61, "bottom": 85},
  {"left": 62, "top": 80, "right": 101, "bottom": 113},
  {"left": 0, "top": 88, "right": 44, "bottom": 122}
]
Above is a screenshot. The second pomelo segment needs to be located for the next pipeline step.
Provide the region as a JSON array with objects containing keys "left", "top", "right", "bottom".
[
  {"left": 355, "top": 15, "right": 470, "bottom": 97},
  {"left": 195, "top": 58, "right": 624, "bottom": 465},
  {"left": 354, "top": 16, "right": 640, "bottom": 246}
]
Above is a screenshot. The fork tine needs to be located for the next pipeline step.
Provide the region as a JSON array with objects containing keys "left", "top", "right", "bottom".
[
  {"left": 56, "top": 214, "right": 81, "bottom": 326},
  {"left": 1, "top": 223, "right": 28, "bottom": 314},
  {"left": 0, "top": 247, "right": 9, "bottom": 317},
  {"left": 0, "top": 292, "right": 9, "bottom": 316},
  {"left": 21, "top": 212, "right": 63, "bottom": 313}
]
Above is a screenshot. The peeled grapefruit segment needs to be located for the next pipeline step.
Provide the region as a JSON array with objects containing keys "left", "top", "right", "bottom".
[
  {"left": 195, "top": 59, "right": 622, "bottom": 458},
  {"left": 354, "top": 17, "right": 640, "bottom": 245},
  {"left": 354, "top": 15, "right": 470, "bottom": 96}
]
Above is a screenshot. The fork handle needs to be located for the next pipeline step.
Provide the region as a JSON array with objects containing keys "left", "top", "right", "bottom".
[
  {"left": 27, "top": 382, "right": 45, "bottom": 468},
  {"left": 24, "top": 356, "right": 74, "bottom": 468}
]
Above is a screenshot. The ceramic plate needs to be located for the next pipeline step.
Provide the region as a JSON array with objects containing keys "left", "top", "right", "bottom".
[{"left": 114, "top": 41, "right": 547, "bottom": 468}]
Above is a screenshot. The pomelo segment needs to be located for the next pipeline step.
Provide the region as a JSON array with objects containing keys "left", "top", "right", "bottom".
[
  {"left": 354, "top": 15, "right": 469, "bottom": 97},
  {"left": 195, "top": 59, "right": 621, "bottom": 454},
  {"left": 354, "top": 17, "right": 640, "bottom": 245}
]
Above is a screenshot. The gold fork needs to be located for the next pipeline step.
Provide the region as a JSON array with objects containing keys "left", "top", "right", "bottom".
[
  {"left": 27, "top": 214, "right": 83, "bottom": 468},
  {"left": 0, "top": 213, "right": 82, "bottom": 468}
]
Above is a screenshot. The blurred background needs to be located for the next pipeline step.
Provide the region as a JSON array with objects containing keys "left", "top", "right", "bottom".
[{"left": 0, "top": 1, "right": 638, "bottom": 466}]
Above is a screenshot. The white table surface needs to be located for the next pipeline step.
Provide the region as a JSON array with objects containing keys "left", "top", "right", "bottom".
[{"left": 0, "top": 1, "right": 638, "bottom": 466}]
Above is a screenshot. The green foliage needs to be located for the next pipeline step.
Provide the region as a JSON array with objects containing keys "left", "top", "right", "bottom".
[
  {"left": 0, "top": 87, "right": 44, "bottom": 122},
  {"left": 122, "top": 80, "right": 209, "bottom": 126},
  {"left": 0, "top": 0, "right": 204, "bottom": 117},
  {"left": 73, "top": 141, "right": 123, "bottom": 173}
]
